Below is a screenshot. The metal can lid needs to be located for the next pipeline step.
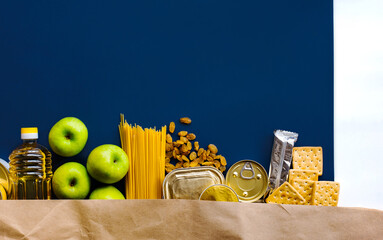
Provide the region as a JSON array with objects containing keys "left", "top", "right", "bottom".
[
  {"left": 226, "top": 160, "right": 269, "bottom": 203},
  {"left": 162, "top": 166, "right": 225, "bottom": 200}
]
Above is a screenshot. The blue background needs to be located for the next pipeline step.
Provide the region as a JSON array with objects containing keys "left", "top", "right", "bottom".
[{"left": 0, "top": 0, "right": 333, "bottom": 195}]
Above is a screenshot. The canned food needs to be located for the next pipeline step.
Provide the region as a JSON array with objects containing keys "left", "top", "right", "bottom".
[
  {"left": 163, "top": 166, "right": 225, "bottom": 200},
  {"left": 199, "top": 184, "right": 239, "bottom": 202},
  {"left": 226, "top": 160, "right": 268, "bottom": 203}
]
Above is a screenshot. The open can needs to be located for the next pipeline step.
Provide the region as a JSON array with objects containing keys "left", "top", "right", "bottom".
[
  {"left": 163, "top": 166, "right": 225, "bottom": 200},
  {"left": 199, "top": 184, "right": 239, "bottom": 202},
  {"left": 226, "top": 160, "right": 268, "bottom": 203}
]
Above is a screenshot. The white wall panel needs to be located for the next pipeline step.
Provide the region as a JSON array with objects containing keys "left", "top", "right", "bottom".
[{"left": 335, "top": 0, "right": 383, "bottom": 209}]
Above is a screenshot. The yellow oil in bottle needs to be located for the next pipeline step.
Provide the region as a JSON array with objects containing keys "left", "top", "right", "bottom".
[{"left": 9, "top": 128, "right": 52, "bottom": 199}]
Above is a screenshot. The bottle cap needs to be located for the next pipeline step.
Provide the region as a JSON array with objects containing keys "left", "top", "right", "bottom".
[{"left": 21, "top": 127, "right": 38, "bottom": 139}]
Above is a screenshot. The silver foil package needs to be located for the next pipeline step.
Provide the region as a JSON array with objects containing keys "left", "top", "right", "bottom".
[{"left": 269, "top": 130, "right": 298, "bottom": 190}]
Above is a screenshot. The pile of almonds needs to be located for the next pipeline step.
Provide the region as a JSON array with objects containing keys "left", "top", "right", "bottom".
[{"left": 165, "top": 117, "right": 227, "bottom": 173}]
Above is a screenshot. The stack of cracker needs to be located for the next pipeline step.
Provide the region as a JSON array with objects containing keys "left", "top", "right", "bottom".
[{"left": 266, "top": 147, "right": 340, "bottom": 206}]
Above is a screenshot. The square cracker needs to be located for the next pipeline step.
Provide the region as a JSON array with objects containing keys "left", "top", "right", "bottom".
[
  {"left": 311, "top": 181, "right": 340, "bottom": 206},
  {"left": 289, "top": 169, "right": 319, "bottom": 183},
  {"left": 266, "top": 182, "right": 306, "bottom": 205},
  {"left": 290, "top": 179, "right": 315, "bottom": 205},
  {"left": 292, "top": 147, "right": 323, "bottom": 176}
]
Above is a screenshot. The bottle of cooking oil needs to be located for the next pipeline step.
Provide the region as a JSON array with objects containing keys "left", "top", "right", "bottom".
[{"left": 9, "top": 127, "right": 52, "bottom": 199}]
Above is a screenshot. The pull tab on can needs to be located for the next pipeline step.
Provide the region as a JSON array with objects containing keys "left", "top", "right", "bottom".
[
  {"left": 226, "top": 160, "right": 269, "bottom": 202},
  {"left": 240, "top": 162, "right": 255, "bottom": 180}
]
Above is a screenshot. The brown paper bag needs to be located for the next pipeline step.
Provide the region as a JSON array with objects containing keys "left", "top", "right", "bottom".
[{"left": 0, "top": 200, "right": 382, "bottom": 239}]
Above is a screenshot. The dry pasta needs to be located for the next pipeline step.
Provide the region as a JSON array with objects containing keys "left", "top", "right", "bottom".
[{"left": 119, "top": 114, "right": 166, "bottom": 199}]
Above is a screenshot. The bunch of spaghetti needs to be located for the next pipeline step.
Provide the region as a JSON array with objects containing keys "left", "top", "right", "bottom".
[{"left": 119, "top": 114, "right": 166, "bottom": 199}]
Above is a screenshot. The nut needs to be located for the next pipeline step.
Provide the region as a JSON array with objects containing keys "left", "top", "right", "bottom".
[
  {"left": 189, "top": 151, "right": 197, "bottom": 160},
  {"left": 175, "top": 147, "right": 180, "bottom": 155},
  {"left": 166, "top": 152, "right": 173, "bottom": 158},
  {"left": 166, "top": 134, "right": 172, "bottom": 143},
  {"left": 166, "top": 143, "right": 173, "bottom": 152},
  {"left": 173, "top": 148, "right": 180, "bottom": 156},
  {"left": 186, "top": 133, "right": 196, "bottom": 141},
  {"left": 190, "top": 160, "right": 199, "bottom": 167},
  {"left": 175, "top": 162, "right": 183, "bottom": 168},
  {"left": 194, "top": 141, "right": 199, "bottom": 151},
  {"left": 214, "top": 160, "right": 220, "bottom": 168},
  {"left": 180, "top": 136, "right": 188, "bottom": 143},
  {"left": 180, "top": 117, "right": 192, "bottom": 124},
  {"left": 220, "top": 156, "right": 227, "bottom": 166},
  {"left": 183, "top": 162, "right": 190, "bottom": 168},
  {"left": 182, "top": 155, "right": 189, "bottom": 162},
  {"left": 165, "top": 163, "right": 175, "bottom": 170},
  {"left": 208, "top": 144, "right": 218, "bottom": 154},
  {"left": 180, "top": 144, "right": 188, "bottom": 153},
  {"left": 178, "top": 131, "right": 188, "bottom": 137},
  {"left": 165, "top": 118, "right": 226, "bottom": 173},
  {"left": 169, "top": 122, "right": 175, "bottom": 133},
  {"left": 201, "top": 162, "right": 214, "bottom": 166},
  {"left": 198, "top": 148, "right": 204, "bottom": 157},
  {"left": 174, "top": 140, "right": 183, "bottom": 147}
]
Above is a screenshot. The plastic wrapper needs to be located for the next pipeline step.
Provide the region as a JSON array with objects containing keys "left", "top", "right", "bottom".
[{"left": 269, "top": 130, "right": 298, "bottom": 190}]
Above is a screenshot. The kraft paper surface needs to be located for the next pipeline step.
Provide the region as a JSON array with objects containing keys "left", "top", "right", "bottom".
[{"left": 0, "top": 200, "right": 382, "bottom": 239}]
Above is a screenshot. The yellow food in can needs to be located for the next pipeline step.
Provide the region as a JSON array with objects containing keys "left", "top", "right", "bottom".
[{"left": 199, "top": 184, "right": 238, "bottom": 202}]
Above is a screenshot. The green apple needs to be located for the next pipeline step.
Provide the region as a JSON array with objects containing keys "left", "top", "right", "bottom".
[
  {"left": 49, "top": 117, "right": 88, "bottom": 157},
  {"left": 89, "top": 185, "right": 125, "bottom": 199},
  {"left": 52, "top": 162, "right": 91, "bottom": 199},
  {"left": 86, "top": 144, "right": 129, "bottom": 184}
]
